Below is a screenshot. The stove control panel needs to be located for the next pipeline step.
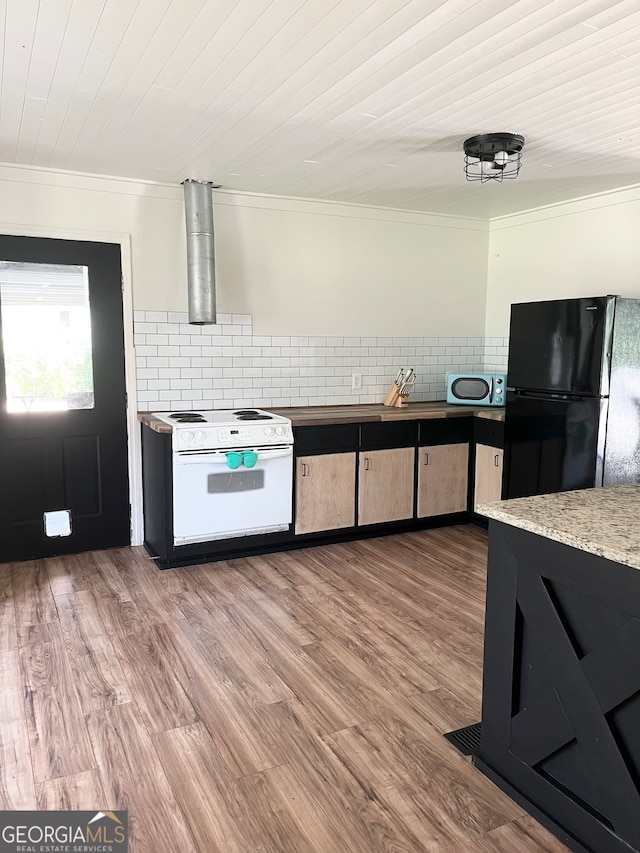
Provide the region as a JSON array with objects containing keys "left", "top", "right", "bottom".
[
  {"left": 174, "top": 422, "right": 293, "bottom": 450},
  {"left": 217, "top": 427, "right": 254, "bottom": 444}
]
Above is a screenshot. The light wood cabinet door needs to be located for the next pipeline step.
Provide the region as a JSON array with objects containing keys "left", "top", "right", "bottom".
[
  {"left": 295, "top": 453, "right": 356, "bottom": 534},
  {"left": 417, "top": 443, "right": 469, "bottom": 518},
  {"left": 358, "top": 447, "right": 415, "bottom": 526},
  {"left": 474, "top": 444, "right": 504, "bottom": 509}
]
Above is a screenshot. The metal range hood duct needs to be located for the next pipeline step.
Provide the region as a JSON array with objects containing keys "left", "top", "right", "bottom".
[{"left": 183, "top": 178, "right": 217, "bottom": 325}]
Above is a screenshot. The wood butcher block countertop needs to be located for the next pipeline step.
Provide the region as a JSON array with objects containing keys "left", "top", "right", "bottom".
[
  {"left": 478, "top": 484, "right": 640, "bottom": 571},
  {"left": 139, "top": 403, "right": 504, "bottom": 434}
]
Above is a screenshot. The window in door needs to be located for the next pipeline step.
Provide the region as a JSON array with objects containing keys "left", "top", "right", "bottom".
[{"left": 0, "top": 260, "right": 95, "bottom": 412}]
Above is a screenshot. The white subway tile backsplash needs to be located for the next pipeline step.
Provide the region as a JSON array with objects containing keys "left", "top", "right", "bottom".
[
  {"left": 157, "top": 346, "right": 182, "bottom": 357},
  {"left": 134, "top": 310, "right": 509, "bottom": 409},
  {"left": 136, "top": 345, "right": 158, "bottom": 357},
  {"left": 193, "top": 335, "right": 213, "bottom": 347},
  {"left": 138, "top": 368, "right": 159, "bottom": 379}
]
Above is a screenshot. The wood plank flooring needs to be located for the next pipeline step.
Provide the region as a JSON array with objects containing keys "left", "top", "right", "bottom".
[{"left": 0, "top": 526, "right": 569, "bottom": 852}]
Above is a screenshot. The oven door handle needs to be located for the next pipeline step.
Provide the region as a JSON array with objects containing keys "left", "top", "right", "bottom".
[
  {"left": 175, "top": 445, "right": 293, "bottom": 464},
  {"left": 247, "top": 447, "right": 293, "bottom": 461}
]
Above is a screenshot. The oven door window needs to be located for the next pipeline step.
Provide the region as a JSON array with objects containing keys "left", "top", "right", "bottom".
[{"left": 208, "top": 470, "right": 265, "bottom": 493}]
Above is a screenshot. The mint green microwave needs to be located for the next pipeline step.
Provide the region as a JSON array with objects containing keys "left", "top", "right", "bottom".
[{"left": 446, "top": 373, "right": 506, "bottom": 406}]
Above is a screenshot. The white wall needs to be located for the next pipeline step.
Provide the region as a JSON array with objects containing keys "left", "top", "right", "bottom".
[
  {"left": 213, "top": 193, "right": 489, "bottom": 337},
  {"left": 0, "top": 164, "right": 489, "bottom": 338},
  {"left": 0, "top": 165, "right": 185, "bottom": 305},
  {"left": 486, "top": 186, "right": 640, "bottom": 336}
]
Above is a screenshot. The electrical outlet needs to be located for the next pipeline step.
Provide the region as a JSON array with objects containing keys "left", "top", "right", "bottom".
[{"left": 351, "top": 373, "right": 363, "bottom": 391}]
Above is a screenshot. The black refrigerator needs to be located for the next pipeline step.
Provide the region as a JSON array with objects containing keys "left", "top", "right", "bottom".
[{"left": 502, "top": 295, "right": 640, "bottom": 500}]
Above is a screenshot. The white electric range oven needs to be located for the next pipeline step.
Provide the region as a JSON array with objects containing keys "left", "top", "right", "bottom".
[{"left": 152, "top": 408, "right": 293, "bottom": 546}]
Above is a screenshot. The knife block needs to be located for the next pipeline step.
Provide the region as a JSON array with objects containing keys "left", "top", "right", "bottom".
[{"left": 383, "top": 382, "right": 409, "bottom": 407}]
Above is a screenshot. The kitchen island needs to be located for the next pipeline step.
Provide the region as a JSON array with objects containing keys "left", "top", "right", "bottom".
[{"left": 477, "top": 485, "right": 640, "bottom": 853}]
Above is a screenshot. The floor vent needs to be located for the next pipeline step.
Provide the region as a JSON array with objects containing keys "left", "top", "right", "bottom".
[{"left": 443, "top": 722, "right": 482, "bottom": 756}]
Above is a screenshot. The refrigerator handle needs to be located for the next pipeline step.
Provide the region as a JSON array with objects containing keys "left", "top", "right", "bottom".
[{"left": 510, "top": 389, "right": 591, "bottom": 402}]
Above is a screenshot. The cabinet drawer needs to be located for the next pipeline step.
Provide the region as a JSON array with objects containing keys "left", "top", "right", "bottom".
[
  {"left": 360, "top": 421, "right": 418, "bottom": 450},
  {"left": 419, "top": 417, "right": 472, "bottom": 445},
  {"left": 474, "top": 417, "right": 504, "bottom": 448},
  {"left": 294, "top": 424, "right": 359, "bottom": 455}
]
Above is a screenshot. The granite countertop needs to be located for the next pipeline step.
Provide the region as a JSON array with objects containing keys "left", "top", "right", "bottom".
[
  {"left": 139, "top": 402, "right": 505, "bottom": 433},
  {"left": 478, "top": 484, "right": 640, "bottom": 570}
]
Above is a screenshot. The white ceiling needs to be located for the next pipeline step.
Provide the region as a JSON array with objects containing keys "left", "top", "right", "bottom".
[{"left": 2, "top": 0, "right": 640, "bottom": 219}]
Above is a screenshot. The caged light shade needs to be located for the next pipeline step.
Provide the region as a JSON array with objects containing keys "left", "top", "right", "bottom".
[{"left": 463, "top": 133, "right": 525, "bottom": 182}]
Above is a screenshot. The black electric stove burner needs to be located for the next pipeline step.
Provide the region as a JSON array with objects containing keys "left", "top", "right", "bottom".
[
  {"left": 169, "top": 412, "right": 206, "bottom": 423},
  {"left": 234, "top": 409, "right": 273, "bottom": 421}
]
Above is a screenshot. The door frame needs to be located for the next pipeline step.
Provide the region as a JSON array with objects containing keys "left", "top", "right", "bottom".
[{"left": 0, "top": 221, "right": 143, "bottom": 546}]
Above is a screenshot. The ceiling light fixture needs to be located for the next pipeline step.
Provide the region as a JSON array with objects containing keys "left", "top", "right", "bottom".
[{"left": 463, "top": 133, "right": 525, "bottom": 182}]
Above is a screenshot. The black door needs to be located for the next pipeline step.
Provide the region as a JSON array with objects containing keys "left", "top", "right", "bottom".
[
  {"left": 0, "top": 235, "right": 130, "bottom": 561},
  {"left": 507, "top": 296, "right": 614, "bottom": 395},
  {"left": 502, "top": 391, "right": 606, "bottom": 499}
]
